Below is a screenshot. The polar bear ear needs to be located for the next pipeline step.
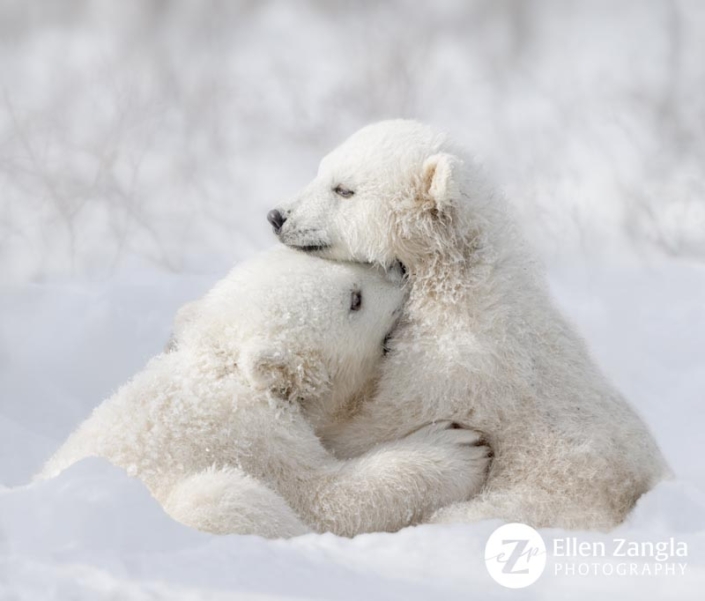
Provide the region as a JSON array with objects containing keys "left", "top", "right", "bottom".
[
  {"left": 164, "top": 300, "right": 201, "bottom": 352},
  {"left": 243, "top": 344, "right": 330, "bottom": 403},
  {"left": 420, "top": 153, "right": 460, "bottom": 212}
]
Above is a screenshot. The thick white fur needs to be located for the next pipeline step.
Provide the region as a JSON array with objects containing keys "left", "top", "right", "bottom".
[
  {"left": 275, "top": 120, "right": 671, "bottom": 531},
  {"left": 39, "top": 246, "right": 490, "bottom": 537}
]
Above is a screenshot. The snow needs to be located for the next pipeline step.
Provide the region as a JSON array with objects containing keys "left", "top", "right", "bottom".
[
  {"left": 2, "top": 1, "right": 705, "bottom": 599},
  {"left": 2, "top": 262, "right": 704, "bottom": 600},
  {"left": 3, "top": 463, "right": 705, "bottom": 601}
]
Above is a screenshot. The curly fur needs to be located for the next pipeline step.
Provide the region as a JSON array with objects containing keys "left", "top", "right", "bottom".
[
  {"left": 274, "top": 119, "right": 670, "bottom": 531},
  {"left": 38, "top": 246, "right": 490, "bottom": 537}
]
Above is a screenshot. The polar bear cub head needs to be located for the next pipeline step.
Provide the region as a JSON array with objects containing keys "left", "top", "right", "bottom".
[
  {"left": 180, "top": 246, "right": 405, "bottom": 420},
  {"left": 270, "top": 120, "right": 488, "bottom": 269}
]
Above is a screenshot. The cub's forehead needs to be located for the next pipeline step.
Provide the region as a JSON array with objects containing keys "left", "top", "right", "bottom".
[
  {"left": 223, "top": 247, "right": 397, "bottom": 307},
  {"left": 225, "top": 275, "right": 334, "bottom": 330},
  {"left": 225, "top": 250, "right": 359, "bottom": 304},
  {"left": 320, "top": 120, "right": 447, "bottom": 176}
]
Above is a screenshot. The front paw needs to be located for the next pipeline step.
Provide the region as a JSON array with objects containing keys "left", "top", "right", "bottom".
[{"left": 404, "top": 421, "right": 492, "bottom": 502}]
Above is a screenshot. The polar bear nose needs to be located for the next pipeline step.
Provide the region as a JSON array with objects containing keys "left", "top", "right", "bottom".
[{"left": 267, "top": 209, "right": 287, "bottom": 234}]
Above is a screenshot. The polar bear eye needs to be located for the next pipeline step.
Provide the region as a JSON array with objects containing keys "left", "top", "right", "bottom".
[
  {"left": 350, "top": 290, "right": 362, "bottom": 312},
  {"left": 333, "top": 185, "right": 355, "bottom": 198}
]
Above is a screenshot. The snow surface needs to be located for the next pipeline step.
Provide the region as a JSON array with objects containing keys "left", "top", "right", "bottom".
[
  {"left": 2, "top": 1, "right": 705, "bottom": 599},
  {"left": 2, "top": 261, "right": 704, "bottom": 600}
]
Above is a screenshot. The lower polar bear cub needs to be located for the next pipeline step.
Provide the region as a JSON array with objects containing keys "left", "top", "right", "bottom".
[
  {"left": 39, "top": 246, "right": 490, "bottom": 538},
  {"left": 271, "top": 120, "right": 671, "bottom": 531}
]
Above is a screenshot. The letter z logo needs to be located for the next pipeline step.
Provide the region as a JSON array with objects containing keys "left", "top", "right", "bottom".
[
  {"left": 485, "top": 523, "right": 547, "bottom": 588},
  {"left": 501, "top": 539, "right": 531, "bottom": 574}
]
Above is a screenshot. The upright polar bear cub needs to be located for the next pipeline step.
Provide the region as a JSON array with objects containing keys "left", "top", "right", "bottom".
[
  {"left": 272, "top": 120, "right": 670, "bottom": 531},
  {"left": 40, "top": 247, "right": 490, "bottom": 538}
]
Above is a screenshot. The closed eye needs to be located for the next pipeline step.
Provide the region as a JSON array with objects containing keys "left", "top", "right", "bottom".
[
  {"left": 350, "top": 290, "right": 362, "bottom": 312},
  {"left": 333, "top": 184, "right": 354, "bottom": 198}
]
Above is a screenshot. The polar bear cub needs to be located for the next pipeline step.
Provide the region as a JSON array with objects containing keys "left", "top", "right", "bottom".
[
  {"left": 270, "top": 120, "right": 670, "bottom": 531},
  {"left": 39, "top": 246, "right": 490, "bottom": 538}
]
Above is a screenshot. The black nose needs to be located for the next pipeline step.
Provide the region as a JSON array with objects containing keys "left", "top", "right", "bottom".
[{"left": 267, "top": 209, "right": 286, "bottom": 234}]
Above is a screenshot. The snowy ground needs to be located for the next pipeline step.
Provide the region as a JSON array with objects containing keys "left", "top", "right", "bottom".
[
  {"left": 2, "top": 260, "right": 704, "bottom": 600},
  {"left": 2, "top": 1, "right": 705, "bottom": 599}
]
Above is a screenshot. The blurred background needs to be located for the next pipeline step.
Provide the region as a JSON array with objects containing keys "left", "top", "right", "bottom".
[
  {"left": 1, "top": 0, "right": 704, "bottom": 488},
  {"left": 1, "top": 0, "right": 704, "bottom": 284}
]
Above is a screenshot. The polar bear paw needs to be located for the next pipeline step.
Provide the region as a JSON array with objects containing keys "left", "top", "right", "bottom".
[{"left": 401, "top": 420, "right": 492, "bottom": 505}]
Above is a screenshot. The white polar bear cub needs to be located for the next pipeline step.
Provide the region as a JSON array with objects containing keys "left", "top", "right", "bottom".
[
  {"left": 39, "top": 246, "right": 490, "bottom": 538},
  {"left": 271, "top": 120, "right": 671, "bottom": 531}
]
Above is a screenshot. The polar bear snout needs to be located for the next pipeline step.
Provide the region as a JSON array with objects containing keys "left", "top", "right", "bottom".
[
  {"left": 268, "top": 209, "right": 332, "bottom": 253},
  {"left": 267, "top": 209, "right": 287, "bottom": 234}
]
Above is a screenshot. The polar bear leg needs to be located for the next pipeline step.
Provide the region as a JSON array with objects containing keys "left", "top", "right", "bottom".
[
  {"left": 298, "top": 422, "right": 491, "bottom": 537},
  {"left": 428, "top": 489, "right": 568, "bottom": 528},
  {"left": 163, "top": 467, "right": 311, "bottom": 538},
  {"left": 427, "top": 497, "right": 501, "bottom": 526},
  {"left": 428, "top": 490, "right": 620, "bottom": 531}
]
